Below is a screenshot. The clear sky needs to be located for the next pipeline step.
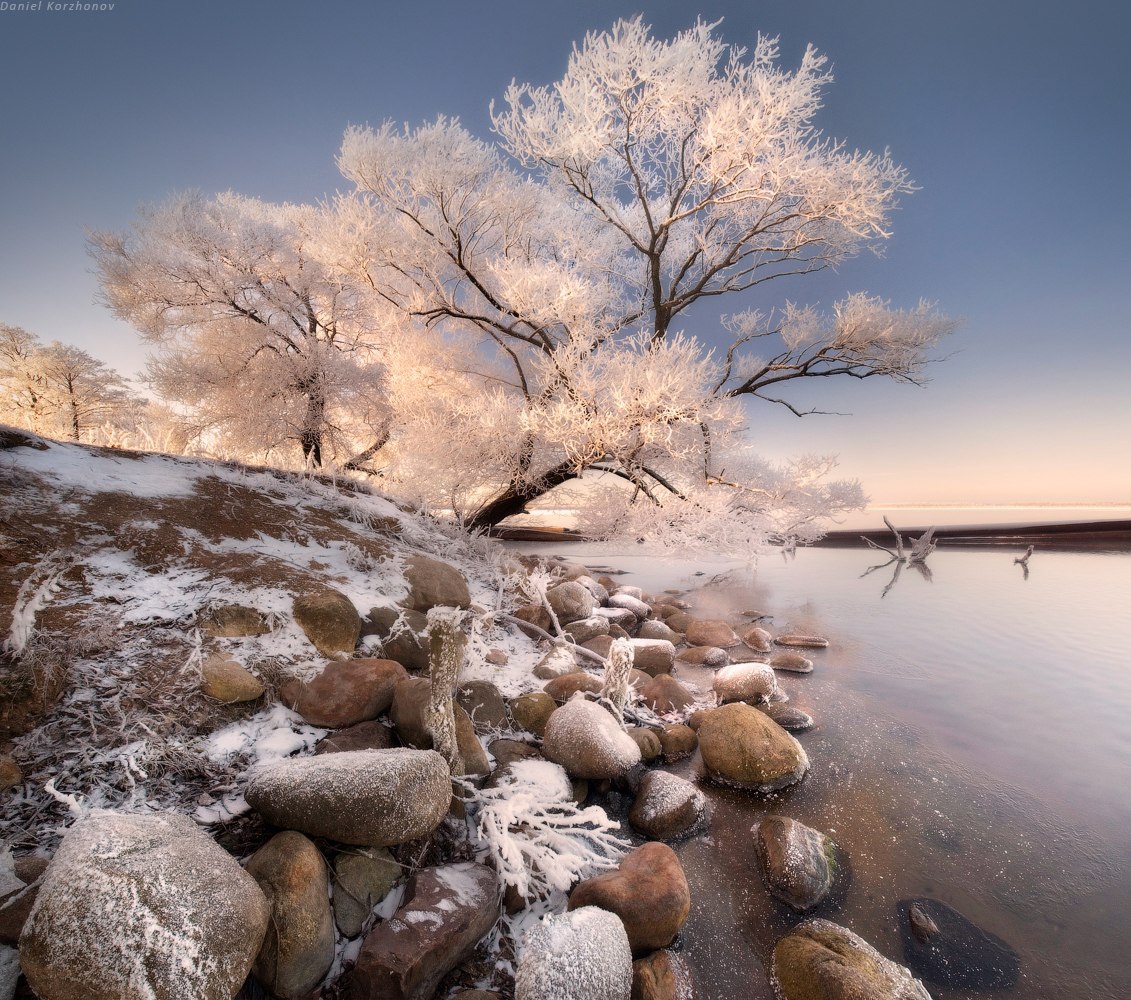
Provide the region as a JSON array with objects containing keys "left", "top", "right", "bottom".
[{"left": 1, "top": 0, "right": 1128, "bottom": 503}]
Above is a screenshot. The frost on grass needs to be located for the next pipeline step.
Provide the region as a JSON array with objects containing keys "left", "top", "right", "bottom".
[{"left": 469, "top": 758, "right": 628, "bottom": 902}]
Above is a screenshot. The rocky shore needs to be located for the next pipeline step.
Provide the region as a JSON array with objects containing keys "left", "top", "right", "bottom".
[{"left": 0, "top": 431, "right": 1017, "bottom": 999}]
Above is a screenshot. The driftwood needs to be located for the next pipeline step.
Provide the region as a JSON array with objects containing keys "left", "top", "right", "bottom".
[
  {"left": 1014, "top": 544, "right": 1035, "bottom": 579},
  {"left": 861, "top": 517, "right": 937, "bottom": 597}
]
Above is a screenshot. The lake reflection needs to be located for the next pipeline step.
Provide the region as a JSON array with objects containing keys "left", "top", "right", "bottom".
[{"left": 507, "top": 540, "right": 1131, "bottom": 1000}]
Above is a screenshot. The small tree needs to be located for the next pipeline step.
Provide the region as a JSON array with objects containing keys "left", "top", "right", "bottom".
[
  {"left": 337, "top": 17, "right": 955, "bottom": 548},
  {"left": 90, "top": 192, "right": 388, "bottom": 468},
  {"left": 0, "top": 324, "right": 50, "bottom": 432}
]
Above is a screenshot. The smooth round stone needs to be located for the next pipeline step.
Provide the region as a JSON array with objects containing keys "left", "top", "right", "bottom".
[
  {"left": 713, "top": 662, "right": 777, "bottom": 703},
  {"left": 697, "top": 703, "right": 808, "bottom": 791},
  {"left": 516, "top": 907, "right": 632, "bottom": 1000},
  {"left": 684, "top": 620, "right": 740, "bottom": 648},
  {"left": 754, "top": 816, "right": 837, "bottom": 911},
  {"left": 676, "top": 645, "right": 729, "bottom": 667},
  {"left": 629, "top": 771, "right": 707, "bottom": 841},
  {"left": 774, "top": 634, "right": 829, "bottom": 649},
  {"left": 770, "top": 651, "right": 814, "bottom": 673},
  {"left": 542, "top": 698, "right": 641, "bottom": 780},
  {"left": 741, "top": 625, "right": 774, "bottom": 653},
  {"left": 757, "top": 703, "right": 813, "bottom": 732}
]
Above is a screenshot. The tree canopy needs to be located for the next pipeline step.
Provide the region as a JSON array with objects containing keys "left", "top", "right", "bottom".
[{"left": 93, "top": 18, "right": 955, "bottom": 553}]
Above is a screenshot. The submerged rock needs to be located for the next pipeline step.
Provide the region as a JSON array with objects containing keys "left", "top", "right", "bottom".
[
  {"left": 246, "top": 748, "right": 452, "bottom": 847},
  {"left": 754, "top": 816, "right": 837, "bottom": 912},
  {"left": 697, "top": 703, "right": 809, "bottom": 791},
  {"left": 569, "top": 843, "right": 691, "bottom": 954},
  {"left": 774, "top": 634, "right": 829, "bottom": 649},
  {"left": 773, "top": 918, "right": 932, "bottom": 1000},
  {"left": 770, "top": 651, "right": 813, "bottom": 673},
  {"left": 676, "top": 645, "right": 729, "bottom": 667},
  {"left": 515, "top": 906, "right": 632, "bottom": 1000},
  {"left": 897, "top": 897, "right": 1020, "bottom": 989},
  {"left": 756, "top": 703, "right": 813, "bottom": 731},
  {"left": 20, "top": 811, "right": 269, "bottom": 1000}
]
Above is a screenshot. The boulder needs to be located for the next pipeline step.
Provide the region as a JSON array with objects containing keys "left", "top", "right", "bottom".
[
  {"left": 509, "top": 692, "right": 557, "bottom": 737},
  {"left": 199, "top": 603, "right": 267, "bottom": 638},
  {"left": 543, "top": 671, "right": 603, "bottom": 703},
  {"left": 741, "top": 625, "right": 774, "bottom": 653},
  {"left": 456, "top": 679, "right": 508, "bottom": 732},
  {"left": 897, "top": 897, "right": 1019, "bottom": 989},
  {"left": 515, "top": 906, "right": 632, "bottom": 1000},
  {"left": 574, "top": 575, "right": 611, "bottom": 605},
  {"left": 281, "top": 658, "right": 407, "bottom": 728},
  {"left": 512, "top": 603, "right": 552, "bottom": 637},
  {"left": 200, "top": 653, "right": 265, "bottom": 703},
  {"left": 389, "top": 678, "right": 490, "bottom": 775},
  {"left": 332, "top": 848, "right": 401, "bottom": 938},
  {"left": 547, "top": 581, "right": 597, "bottom": 625},
  {"left": 626, "top": 727, "right": 663, "bottom": 762},
  {"left": 774, "top": 634, "right": 829, "bottom": 649},
  {"left": 663, "top": 610, "right": 694, "bottom": 632},
  {"left": 533, "top": 645, "right": 582, "bottom": 680},
  {"left": 0, "top": 855, "right": 48, "bottom": 945},
  {"left": 583, "top": 635, "right": 616, "bottom": 657},
  {"left": 402, "top": 554, "right": 471, "bottom": 611},
  {"left": 637, "top": 619, "right": 681, "bottom": 643},
  {"left": 608, "top": 593, "right": 651, "bottom": 620},
  {"left": 754, "top": 816, "right": 837, "bottom": 912},
  {"left": 629, "top": 771, "right": 707, "bottom": 841},
  {"left": 639, "top": 674, "right": 696, "bottom": 714},
  {"left": 613, "top": 585, "right": 645, "bottom": 599},
  {"left": 344, "top": 863, "right": 500, "bottom": 1000},
  {"left": 684, "top": 620, "right": 740, "bottom": 648},
  {"left": 542, "top": 698, "right": 642, "bottom": 780},
  {"left": 657, "top": 724, "right": 698, "bottom": 762},
  {"left": 314, "top": 719, "right": 396, "bottom": 754},
  {"left": 368, "top": 607, "right": 430, "bottom": 672},
  {"left": 488, "top": 738, "right": 544, "bottom": 770},
  {"left": 713, "top": 662, "right": 777, "bottom": 704},
  {"left": 0, "top": 755, "right": 22, "bottom": 792},
  {"left": 630, "top": 639, "right": 676, "bottom": 677},
  {"left": 632, "top": 950, "right": 695, "bottom": 1000},
  {"left": 770, "top": 651, "right": 814, "bottom": 673},
  {"left": 19, "top": 811, "right": 269, "bottom": 1000},
  {"left": 594, "top": 606, "right": 640, "bottom": 630},
  {"left": 697, "top": 703, "right": 809, "bottom": 791},
  {"left": 676, "top": 645, "right": 729, "bottom": 667},
  {"left": 773, "top": 919, "right": 932, "bottom": 1000},
  {"left": 569, "top": 843, "right": 690, "bottom": 954},
  {"left": 756, "top": 703, "right": 813, "bottom": 732},
  {"left": 246, "top": 748, "right": 451, "bottom": 847},
  {"left": 564, "top": 616, "right": 611, "bottom": 644},
  {"left": 246, "top": 831, "right": 335, "bottom": 1000},
  {"left": 293, "top": 588, "right": 361, "bottom": 657}
]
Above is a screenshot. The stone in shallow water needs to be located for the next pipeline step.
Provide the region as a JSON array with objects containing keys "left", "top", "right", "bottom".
[
  {"left": 698, "top": 703, "right": 808, "bottom": 791},
  {"left": 754, "top": 816, "right": 837, "bottom": 911},
  {"left": 773, "top": 918, "right": 931, "bottom": 1000},
  {"left": 756, "top": 703, "right": 813, "bottom": 731},
  {"left": 774, "top": 634, "right": 829, "bottom": 649},
  {"left": 897, "top": 897, "right": 1020, "bottom": 989},
  {"left": 770, "top": 651, "right": 813, "bottom": 673}
]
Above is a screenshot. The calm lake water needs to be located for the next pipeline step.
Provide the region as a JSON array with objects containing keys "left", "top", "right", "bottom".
[{"left": 508, "top": 538, "right": 1131, "bottom": 1000}]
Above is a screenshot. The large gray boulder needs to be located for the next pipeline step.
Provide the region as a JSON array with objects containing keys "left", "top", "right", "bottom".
[
  {"left": 343, "top": 862, "right": 500, "bottom": 1000},
  {"left": 246, "top": 748, "right": 452, "bottom": 847},
  {"left": 773, "top": 919, "right": 932, "bottom": 1000},
  {"left": 697, "top": 703, "right": 809, "bottom": 791},
  {"left": 245, "top": 831, "right": 335, "bottom": 1000},
  {"left": 19, "top": 811, "right": 269, "bottom": 1000},
  {"left": 402, "top": 554, "right": 471, "bottom": 611},
  {"left": 516, "top": 906, "right": 632, "bottom": 1000},
  {"left": 542, "top": 697, "right": 641, "bottom": 780}
]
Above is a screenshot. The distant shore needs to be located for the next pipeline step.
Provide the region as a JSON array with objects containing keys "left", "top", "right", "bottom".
[{"left": 493, "top": 518, "right": 1131, "bottom": 550}]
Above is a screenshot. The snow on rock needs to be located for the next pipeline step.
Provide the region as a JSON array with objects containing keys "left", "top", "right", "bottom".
[
  {"left": 713, "top": 662, "right": 777, "bottom": 703},
  {"left": 245, "top": 748, "right": 452, "bottom": 847},
  {"left": 542, "top": 697, "right": 642, "bottom": 780},
  {"left": 628, "top": 771, "right": 707, "bottom": 841},
  {"left": 515, "top": 906, "right": 632, "bottom": 1000},
  {"left": 19, "top": 810, "right": 269, "bottom": 1000},
  {"left": 0, "top": 945, "right": 18, "bottom": 1000}
]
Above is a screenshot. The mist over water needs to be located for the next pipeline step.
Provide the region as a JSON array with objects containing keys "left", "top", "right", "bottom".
[{"left": 508, "top": 539, "right": 1131, "bottom": 999}]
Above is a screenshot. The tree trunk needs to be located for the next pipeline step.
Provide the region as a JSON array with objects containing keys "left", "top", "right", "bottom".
[
  {"left": 300, "top": 389, "right": 325, "bottom": 467},
  {"left": 467, "top": 460, "right": 578, "bottom": 530}
]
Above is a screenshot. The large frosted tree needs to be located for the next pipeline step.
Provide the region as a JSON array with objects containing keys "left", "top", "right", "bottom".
[
  {"left": 337, "top": 18, "right": 955, "bottom": 548},
  {"left": 90, "top": 192, "right": 388, "bottom": 467}
]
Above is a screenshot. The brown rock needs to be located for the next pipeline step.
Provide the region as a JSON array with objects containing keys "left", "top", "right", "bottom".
[
  {"left": 640, "top": 674, "right": 696, "bottom": 714},
  {"left": 200, "top": 653, "right": 265, "bottom": 703},
  {"left": 199, "top": 603, "right": 267, "bottom": 637},
  {"left": 402, "top": 554, "right": 471, "bottom": 612},
  {"left": 389, "top": 677, "right": 490, "bottom": 775},
  {"left": 626, "top": 727, "right": 663, "bottom": 762},
  {"left": 628, "top": 771, "right": 706, "bottom": 841},
  {"left": 630, "top": 639, "right": 676, "bottom": 677},
  {"left": 676, "top": 645, "right": 729, "bottom": 667},
  {"left": 757, "top": 703, "right": 813, "bottom": 731},
  {"left": 684, "top": 620, "right": 740, "bottom": 648},
  {"left": 712, "top": 662, "right": 777, "bottom": 704},
  {"left": 485, "top": 648, "right": 508, "bottom": 665},
  {"left": 637, "top": 619, "right": 681, "bottom": 643},
  {"left": 487, "top": 738, "right": 544, "bottom": 770},
  {"left": 564, "top": 615, "right": 611, "bottom": 644},
  {"left": 456, "top": 679, "right": 508, "bottom": 732},
  {"left": 741, "top": 625, "right": 774, "bottom": 653},
  {"left": 697, "top": 703, "right": 809, "bottom": 791},
  {"left": 343, "top": 863, "right": 500, "bottom": 1000},
  {"left": 246, "top": 831, "right": 335, "bottom": 1000},
  {"left": 0, "top": 854, "right": 48, "bottom": 945},
  {"left": 293, "top": 588, "right": 361, "bottom": 657},
  {"left": 368, "top": 607, "right": 430, "bottom": 672},
  {"left": 533, "top": 645, "right": 581, "bottom": 680},
  {"left": 281, "top": 658, "right": 407, "bottom": 728},
  {"left": 754, "top": 816, "right": 836, "bottom": 912},
  {"left": 657, "top": 724, "right": 698, "bottom": 761},
  {"left": 0, "top": 754, "right": 23, "bottom": 792},
  {"left": 511, "top": 603, "right": 551, "bottom": 638},
  {"left": 569, "top": 843, "right": 691, "bottom": 954},
  {"left": 546, "top": 581, "right": 598, "bottom": 624},
  {"left": 543, "top": 671, "right": 603, "bottom": 703},
  {"left": 774, "top": 634, "right": 830, "bottom": 649},
  {"left": 314, "top": 720, "right": 396, "bottom": 755},
  {"left": 509, "top": 692, "right": 557, "bottom": 737},
  {"left": 582, "top": 634, "right": 616, "bottom": 658},
  {"left": 332, "top": 848, "right": 401, "bottom": 938},
  {"left": 632, "top": 949, "right": 696, "bottom": 1000},
  {"left": 664, "top": 610, "right": 694, "bottom": 632},
  {"left": 770, "top": 651, "right": 814, "bottom": 673}
]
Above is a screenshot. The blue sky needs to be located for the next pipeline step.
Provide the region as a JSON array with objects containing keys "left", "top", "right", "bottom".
[{"left": 1, "top": 0, "right": 1128, "bottom": 502}]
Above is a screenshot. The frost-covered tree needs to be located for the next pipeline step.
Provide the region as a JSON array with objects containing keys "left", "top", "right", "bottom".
[
  {"left": 338, "top": 18, "right": 955, "bottom": 549},
  {"left": 89, "top": 192, "right": 388, "bottom": 468},
  {"left": 0, "top": 325, "right": 140, "bottom": 442}
]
